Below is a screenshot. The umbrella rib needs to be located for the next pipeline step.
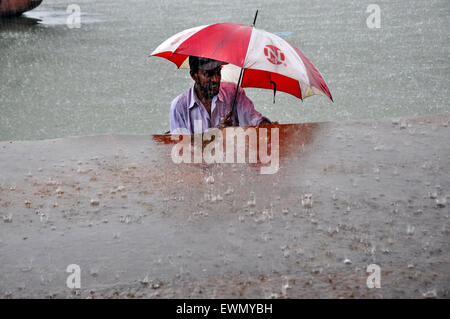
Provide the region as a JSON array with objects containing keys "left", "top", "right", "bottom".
[{"left": 230, "top": 24, "right": 258, "bottom": 122}]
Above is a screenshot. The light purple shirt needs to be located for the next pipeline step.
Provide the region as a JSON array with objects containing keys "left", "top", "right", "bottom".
[{"left": 170, "top": 82, "right": 270, "bottom": 134}]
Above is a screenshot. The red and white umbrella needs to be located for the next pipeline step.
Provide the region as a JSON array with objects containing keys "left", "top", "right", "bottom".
[{"left": 151, "top": 22, "right": 332, "bottom": 102}]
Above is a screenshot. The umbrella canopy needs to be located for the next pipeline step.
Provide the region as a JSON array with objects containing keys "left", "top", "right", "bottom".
[{"left": 151, "top": 22, "right": 332, "bottom": 102}]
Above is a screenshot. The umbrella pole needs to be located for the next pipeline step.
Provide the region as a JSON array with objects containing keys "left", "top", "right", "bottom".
[
  {"left": 252, "top": 9, "right": 259, "bottom": 26},
  {"left": 230, "top": 68, "right": 244, "bottom": 126},
  {"left": 230, "top": 10, "right": 259, "bottom": 126}
]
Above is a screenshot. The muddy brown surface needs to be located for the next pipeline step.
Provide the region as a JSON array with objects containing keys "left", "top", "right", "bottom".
[{"left": 0, "top": 115, "right": 449, "bottom": 298}]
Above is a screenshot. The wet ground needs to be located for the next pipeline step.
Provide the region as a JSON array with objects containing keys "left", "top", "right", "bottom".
[{"left": 0, "top": 114, "right": 449, "bottom": 298}]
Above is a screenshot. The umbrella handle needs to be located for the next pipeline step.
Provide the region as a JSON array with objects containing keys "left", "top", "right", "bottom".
[
  {"left": 270, "top": 81, "right": 277, "bottom": 104},
  {"left": 230, "top": 67, "right": 244, "bottom": 126}
]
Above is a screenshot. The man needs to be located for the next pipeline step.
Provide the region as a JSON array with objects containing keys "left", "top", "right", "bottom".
[{"left": 170, "top": 56, "right": 272, "bottom": 134}]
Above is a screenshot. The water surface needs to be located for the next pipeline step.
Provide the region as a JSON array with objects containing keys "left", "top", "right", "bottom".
[{"left": 0, "top": 0, "right": 449, "bottom": 140}]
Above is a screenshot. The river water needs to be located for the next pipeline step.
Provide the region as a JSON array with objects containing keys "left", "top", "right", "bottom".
[
  {"left": 0, "top": 0, "right": 449, "bottom": 141},
  {"left": 0, "top": 0, "right": 449, "bottom": 299}
]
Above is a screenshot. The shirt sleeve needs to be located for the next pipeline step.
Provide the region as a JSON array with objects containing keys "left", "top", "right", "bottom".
[
  {"left": 236, "top": 86, "right": 271, "bottom": 127},
  {"left": 170, "top": 98, "right": 190, "bottom": 134}
]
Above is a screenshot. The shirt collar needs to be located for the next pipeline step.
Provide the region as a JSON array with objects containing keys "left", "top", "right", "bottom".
[
  {"left": 188, "top": 84, "right": 224, "bottom": 109},
  {"left": 188, "top": 86, "right": 199, "bottom": 109}
]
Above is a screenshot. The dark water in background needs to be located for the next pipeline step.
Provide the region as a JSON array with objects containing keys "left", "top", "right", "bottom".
[
  {"left": 0, "top": 1, "right": 449, "bottom": 299},
  {"left": 0, "top": 0, "right": 449, "bottom": 141}
]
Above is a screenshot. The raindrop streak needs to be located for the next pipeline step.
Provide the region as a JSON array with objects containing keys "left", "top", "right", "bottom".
[
  {"left": 3, "top": 214, "right": 13, "bottom": 223},
  {"left": 407, "top": 225, "right": 415, "bottom": 236},
  {"left": 205, "top": 176, "right": 215, "bottom": 184},
  {"left": 436, "top": 198, "right": 447, "bottom": 208},
  {"left": 247, "top": 192, "right": 256, "bottom": 207},
  {"left": 90, "top": 199, "right": 100, "bottom": 206},
  {"left": 301, "top": 194, "right": 313, "bottom": 209}
]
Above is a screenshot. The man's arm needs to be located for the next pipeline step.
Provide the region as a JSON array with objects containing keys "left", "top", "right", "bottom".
[
  {"left": 236, "top": 86, "right": 272, "bottom": 126},
  {"left": 169, "top": 99, "right": 190, "bottom": 134},
  {"left": 259, "top": 118, "right": 273, "bottom": 125}
]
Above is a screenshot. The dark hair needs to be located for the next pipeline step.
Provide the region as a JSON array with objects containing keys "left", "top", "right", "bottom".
[{"left": 189, "top": 56, "right": 200, "bottom": 74}]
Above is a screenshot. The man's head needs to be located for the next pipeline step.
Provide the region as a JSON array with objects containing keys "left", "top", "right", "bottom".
[{"left": 189, "top": 56, "right": 227, "bottom": 100}]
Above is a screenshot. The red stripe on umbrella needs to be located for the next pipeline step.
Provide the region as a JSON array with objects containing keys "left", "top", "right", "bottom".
[{"left": 174, "top": 23, "right": 252, "bottom": 68}]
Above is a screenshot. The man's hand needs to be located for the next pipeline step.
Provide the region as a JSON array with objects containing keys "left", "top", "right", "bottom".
[
  {"left": 216, "top": 110, "right": 233, "bottom": 129},
  {"left": 259, "top": 119, "right": 278, "bottom": 126}
]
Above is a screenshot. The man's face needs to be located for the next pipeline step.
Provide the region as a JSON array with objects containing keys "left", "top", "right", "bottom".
[{"left": 192, "top": 66, "right": 221, "bottom": 100}]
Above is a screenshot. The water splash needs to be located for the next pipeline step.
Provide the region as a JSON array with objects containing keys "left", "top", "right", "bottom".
[
  {"left": 3, "top": 214, "right": 13, "bottom": 223},
  {"left": 301, "top": 194, "right": 313, "bottom": 209},
  {"left": 247, "top": 192, "right": 256, "bottom": 207}
]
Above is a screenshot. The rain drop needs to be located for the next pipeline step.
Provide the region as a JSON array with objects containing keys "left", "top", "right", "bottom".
[
  {"left": 436, "top": 198, "right": 447, "bottom": 208},
  {"left": 422, "top": 290, "right": 437, "bottom": 299},
  {"left": 281, "top": 276, "right": 291, "bottom": 296},
  {"left": 205, "top": 176, "right": 215, "bottom": 184},
  {"left": 89, "top": 268, "right": 99, "bottom": 277},
  {"left": 39, "top": 213, "right": 48, "bottom": 224},
  {"left": 301, "top": 194, "right": 313, "bottom": 209},
  {"left": 247, "top": 192, "right": 256, "bottom": 207},
  {"left": 414, "top": 209, "right": 423, "bottom": 216},
  {"left": 429, "top": 192, "right": 437, "bottom": 199},
  {"left": 332, "top": 192, "right": 338, "bottom": 201},
  {"left": 90, "top": 199, "right": 100, "bottom": 206},
  {"left": 140, "top": 275, "right": 150, "bottom": 286},
  {"left": 46, "top": 178, "right": 57, "bottom": 186},
  {"left": 3, "top": 214, "right": 13, "bottom": 223}
]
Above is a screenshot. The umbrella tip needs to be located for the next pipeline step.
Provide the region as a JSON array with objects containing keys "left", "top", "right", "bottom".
[{"left": 252, "top": 10, "right": 259, "bottom": 27}]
